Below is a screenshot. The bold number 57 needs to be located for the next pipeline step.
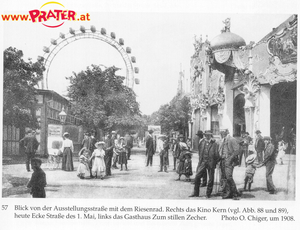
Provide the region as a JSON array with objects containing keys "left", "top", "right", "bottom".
[{"left": 2, "top": 205, "right": 8, "bottom": 210}]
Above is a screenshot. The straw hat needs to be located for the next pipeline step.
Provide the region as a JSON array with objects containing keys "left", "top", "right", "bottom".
[
  {"left": 245, "top": 154, "right": 257, "bottom": 164},
  {"left": 95, "top": 141, "right": 105, "bottom": 147}
]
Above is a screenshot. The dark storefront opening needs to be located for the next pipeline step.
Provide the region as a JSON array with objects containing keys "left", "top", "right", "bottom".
[
  {"left": 233, "top": 93, "right": 246, "bottom": 137},
  {"left": 270, "top": 81, "right": 296, "bottom": 154}
]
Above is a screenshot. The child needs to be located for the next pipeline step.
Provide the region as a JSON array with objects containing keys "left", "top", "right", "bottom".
[
  {"left": 244, "top": 154, "right": 259, "bottom": 191},
  {"left": 77, "top": 148, "right": 91, "bottom": 179},
  {"left": 27, "top": 158, "right": 47, "bottom": 198},
  {"left": 117, "top": 137, "right": 128, "bottom": 171},
  {"left": 90, "top": 142, "right": 106, "bottom": 179},
  {"left": 277, "top": 140, "right": 287, "bottom": 165}
]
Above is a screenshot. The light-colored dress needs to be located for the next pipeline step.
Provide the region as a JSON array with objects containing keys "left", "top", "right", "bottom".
[
  {"left": 77, "top": 155, "right": 90, "bottom": 177},
  {"left": 91, "top": 149, "right": 106, "bottom": 176},
  {"left": 277, "top": 142, "right": 287, "bottom": 162}
]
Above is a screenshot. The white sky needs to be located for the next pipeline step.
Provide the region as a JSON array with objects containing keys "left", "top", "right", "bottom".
[{"left": 1, "top": 0, "right": 298, "bottom": 115}]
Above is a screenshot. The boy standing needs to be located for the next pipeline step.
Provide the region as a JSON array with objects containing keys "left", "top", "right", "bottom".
[{"left": 27, "top": 158, "right": 47, "bottom": 198}]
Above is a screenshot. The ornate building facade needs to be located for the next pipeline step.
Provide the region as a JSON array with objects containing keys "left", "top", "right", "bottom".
[{"left": 190, "top": 15, "right": 297, "bottom": 151}]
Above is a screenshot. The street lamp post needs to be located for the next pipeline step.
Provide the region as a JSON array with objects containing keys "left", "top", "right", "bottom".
[{"left": 59, "top": 107, "right": 67, "bottom": 124}]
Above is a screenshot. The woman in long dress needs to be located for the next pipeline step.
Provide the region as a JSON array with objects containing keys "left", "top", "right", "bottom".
[
  {"left": 90, "top": 142, "right": 106, "bottom": 179},
  {"left": 61, "top": 132, "right": 74, "bottom": 171},
  {"left": 175, "top": 134, "right": 193, "bottom": 181},
  {"left": 117, "top": 137, "right": 128, "bottom": 171}
]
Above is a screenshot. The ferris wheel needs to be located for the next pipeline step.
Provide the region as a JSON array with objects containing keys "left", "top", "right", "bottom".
[{"left": 38, "top": 25, "right": 140, "bottom": 89}]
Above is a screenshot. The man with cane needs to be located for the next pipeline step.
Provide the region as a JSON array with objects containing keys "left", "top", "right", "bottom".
[{"left": 189, "top": 130, "right": 219, "bottom": 198}]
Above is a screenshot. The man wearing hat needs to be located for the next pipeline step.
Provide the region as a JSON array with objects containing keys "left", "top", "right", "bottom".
[
  {"left": 257, "top": 136, "right": 277, "bottom": 194},
  {"left": 20, "top": 130, "right": 40, "bottom": 172},
  {"left": 81, "top": 132, "right": 91, "bottom": 150},
  {"left": 104, "top": 132, "right": 114, "bottom": 176},
  {"left": 190, "top": 130, "right": 219, "bottom": 198},
  {"left": 146, "top": 130, "right": 155, "bottom": 166},
  {"left": 239, "top": 131, "right": 253, "bottom": 167},
  {"left": 255, "top": 130, "right": 265, "bottom": 164},
  {"left": 219, "top": 129, "right": 240, "bottom": 200},
  {"left": 157, "top": 135, "right": 169, "bottom": 173},
  {"left": 111, "top": 131, "right": 119, "bottom": 169},
  {"left": 195, "top": 130, "right": 207, "bottom": 187}
]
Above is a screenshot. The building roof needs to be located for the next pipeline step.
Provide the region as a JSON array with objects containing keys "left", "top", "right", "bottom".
[
  {"left": 36, "top": 89, "right": 69, "bottom": 104},
  {"left": 210, "top": 32, "right": 246, "bottom": 52},
  {"left": 255, "top": 14, "right": 297, "bottom": 46}
]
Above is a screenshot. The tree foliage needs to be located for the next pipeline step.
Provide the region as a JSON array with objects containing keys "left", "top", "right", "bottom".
[
  {"left": 147, "top": 94, "right": 191, "bottom": 135},
  {"left": 3, "top": 47, "right": 44, "bottom": 128},
  {"left": 67, "top": 65, "right": 142, "bottom": 132}
]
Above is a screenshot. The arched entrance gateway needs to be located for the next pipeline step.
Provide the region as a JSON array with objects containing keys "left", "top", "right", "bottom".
[
  {"left": 233, "top": 93, "right": 245, "bottom": 136},
  {"left": 270, "top": 81, "right": 296, "bottom": 153}
]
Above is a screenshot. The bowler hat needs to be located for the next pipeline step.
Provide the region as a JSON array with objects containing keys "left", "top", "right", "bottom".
[
  {"left": 204, "top": 130, "right": 213, "bottom": 135},
  {"left": 255, "top": 130, "right": 261, "bottom": 134},
  {"left": 148, "top": 130, "right": 154, "bottom": 134},
  {"left": 196, "top": 130, "right": 203, "bottom": 137},
  {"left": 63, "top": 132, "right": 70, "bottom": 137}
]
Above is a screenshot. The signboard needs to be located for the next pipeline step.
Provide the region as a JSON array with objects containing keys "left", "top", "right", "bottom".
[{"left": 48, "top": 124, "right": 63, "bottom": 137}]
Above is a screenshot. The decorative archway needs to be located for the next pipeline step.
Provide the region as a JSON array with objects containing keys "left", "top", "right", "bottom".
[
  {"left": 233, "top": 93, "right": 245, "bottom": 136},
  {"left": 38, "top": 25, "right": 139, "bottom": 89}
]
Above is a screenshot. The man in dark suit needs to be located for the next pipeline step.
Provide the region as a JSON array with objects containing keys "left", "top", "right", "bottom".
[
  {"left": 195, "top": 130, "right": 207, "bottom": 186},
  {"left": 219, "top": 129, "right": 240, "bottom": 200},
  {"left": 20, "top": 130, "right": 39, "bottom": 172},
  {"left": 104, "top": 133, "right": 114, "bottom": 176},
  {"left": 189, "top": 130, "right": 220, "bottom": 198},
  {"left": 146, "top": 130, "right": 155, "bottom": 166},
  {"left": 255, "top": 130, "right": 265, "bottom": 163},
  {"left": 257, "top": 136, "right": 277, "bottom": 194}
]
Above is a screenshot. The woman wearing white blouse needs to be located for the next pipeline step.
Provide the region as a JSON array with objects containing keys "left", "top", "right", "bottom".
[{"left": 61, "top": 132, "right": 74, "bottom": 171}]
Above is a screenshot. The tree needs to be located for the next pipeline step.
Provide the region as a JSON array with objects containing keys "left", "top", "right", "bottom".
[
  {"left": 148, "top": 94, "right": 191, "bottom": 136},
  {"left": 67, "top": 65, "right": 142, "bottom": 133},
  {"left": 3, "top": 47, "right": 44, "bottom": 129}
]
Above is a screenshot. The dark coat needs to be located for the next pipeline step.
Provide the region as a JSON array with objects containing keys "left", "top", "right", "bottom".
[
  {"left": 255, "top": 135, "right": 265, "bottom": 153},
  {"left": 262, "top": 143, "right": 276, "bottom": 165},
  {"left": 104, "top": 138, "right": 114, "bottom": 158},
  {"left": 198, "top": 139, "right": 220, "bottom": 169},
  {"left": 27, "top": 168, "right": 47, "bottom": 198},
  {"left": 146, "top": 135, "right": 155, "bottom": 156},
  {"left": 219, "top": 135, "right": 240, "bottom": 158},
  {"left": 20, "top": 136, "right": 39, "bottom": 154}
]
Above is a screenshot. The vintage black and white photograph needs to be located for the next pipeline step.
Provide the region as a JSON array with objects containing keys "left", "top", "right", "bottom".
[{"left": 1, "top": 2, "right": 297, "bottom": 203}]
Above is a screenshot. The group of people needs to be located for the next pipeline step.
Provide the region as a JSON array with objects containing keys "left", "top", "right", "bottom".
[
  {"left": 145, "top": 127, "right": 282, "bottom": 200},
  {"left": 19, "top": 129, "right": 134, "bottom": 198},
  {"left": 190, "top": 129, "right": 279, "bottom": 199},
  {"left": 76, "top": 131, "right": 134, "bottom": 179}
]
